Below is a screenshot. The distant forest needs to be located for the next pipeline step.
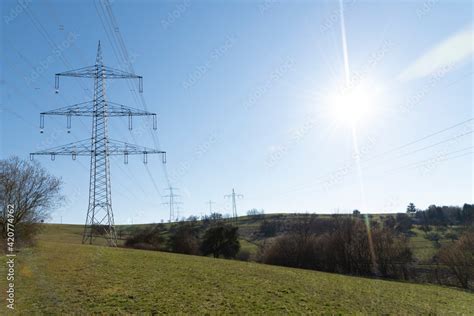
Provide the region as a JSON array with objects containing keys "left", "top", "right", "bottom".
[{"left": 407, "top": 203, "right": 474, "bottom": 226}]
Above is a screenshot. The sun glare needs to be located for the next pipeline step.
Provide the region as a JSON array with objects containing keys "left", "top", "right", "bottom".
[{"left": 326, "top": 83, "right": 378, "bottom": 126}]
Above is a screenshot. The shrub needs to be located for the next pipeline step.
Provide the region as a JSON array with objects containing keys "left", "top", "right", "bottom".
[
  {"left": 444, "top": 231, "right": 458, "bottom": 241},
  {"left": 425, "top": 232, "right": 441, "bottom": 248},
  {"left": 168, "top": 223, "right": 200, "bottom": 255},
  {"left": 247, "top": 209, "right": 265, "bottom": 219},
  {"left": 259, "top": 220, "right": 282, "bottom": 237},
  {"left": 124, "top": 225, "right": 164, "bottom": 250},
  {"left": 371, "top": 228, "right": 413, "bottom": 279},
  {"left": 395, "top": 213, "right": 413, "bottom": 234},
  {"left": 260, "top": 233, "right": 320, "bottom": 269},
  {"left": 200, "top": 224, "right": 240, "bottom": 258},
  {"left": 438, "top": 232, "right": 474, "bottom": 289}
]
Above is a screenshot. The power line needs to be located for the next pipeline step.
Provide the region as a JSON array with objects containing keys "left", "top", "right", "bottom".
[
  {"left": 99, "top": 0, "right": 170, "bottom": 187},
  {"left": 93, "top": 4, "right": 164, "bottom": 186},
  {"left": 364, "top": 118, "right": 473, "bottom": 163},
  {"left": 4, "top": 42, "right": 145, "bottom": 205},
  {"left": 388, "top": 130, "right": 472, "bottom": 160},
  {"left": 31, "top": 43, "right": 166, "bottom": 246},
  {"left": 19, "top": 8, "right": 117, "bottom": 144},
  {"left": 280, "top": 118, "right": 474, "bottom": 196},
  {"left": 384, "top": 146, "right": 474, "bottom": 174},
  {"left": 285, "top": 147, "right": 473, "bottom": 200},
  {"left": 24, "top": 6, "right": 90, "bottom": 94},
  {"left": 356, "top": 129, "right": 473, "bottom": 172},
  {"left": 94, "top": 0, "right": 172, "bottom": 207}
]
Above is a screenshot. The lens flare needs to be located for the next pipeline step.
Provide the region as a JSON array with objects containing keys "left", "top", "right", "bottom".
[{"left": 327, "top": 84, "right": 376, "bottom": 125}]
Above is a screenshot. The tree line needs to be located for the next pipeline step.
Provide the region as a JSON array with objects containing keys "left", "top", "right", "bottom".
[
  {"left": 257, "top": 212, "right": 473, "bottom": 289},
  {"left": 259, "top": 215, "right": 413, "bottom": 280},
  {"left": 123, "top": 217, "right": 242, "bottom": 260},
  {"left": 407, "top": 202, "right": 474, "bottom": 226}
]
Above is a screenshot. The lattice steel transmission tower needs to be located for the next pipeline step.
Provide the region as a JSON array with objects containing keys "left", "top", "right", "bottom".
[
  {"left": 225, "top": 188, "right": 243, "bottom": 223},
  {"left": 30, "top": 42, "right": 166, "bottom": 246},
  {"left": 206, "top": 200, "right": 215, "bottom": 214},
  {"left": 162, "top": 186, "right": 182, "bottom": 222}
]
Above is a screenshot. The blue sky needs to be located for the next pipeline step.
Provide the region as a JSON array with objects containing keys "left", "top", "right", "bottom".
[{"left": 1, "top": 0, "right": 473, "bottom": 224}]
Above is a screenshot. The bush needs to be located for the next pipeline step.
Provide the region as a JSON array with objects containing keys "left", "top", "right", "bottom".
[
  {"left": 202, "top": 213, "right": 223, "bottom": 226},
  {"left": 124, "top": 225, "right": 164, "bottom": 250},
  {"left": 438, "top": 232, "right": 474, "bottom": 289},
  {"left": 395, "top": 213, "right": 413, "bottom": 234},
  {"left": 259, "top": 220, "right": 282, "bottom": 237},
  {"left": 371, "top": 227, "right": 413, "bottom": 279},
  {"left": 247, "top": 209, "right": 265, "bottom": 219},
  {"left": 260, "top": 234, "right": 320, "bottom": 269},
  {"left": 444, "top": 232, "right": 458, "bottom": 241},
  {"left": 168, "top": 223, "right": 200, "bottom": 255},
  {"left": 200, "top": 224, "right": 240, "bottom": 258},
  {"left": 425, "top": 232, "right": 441, "bottom": 248}
]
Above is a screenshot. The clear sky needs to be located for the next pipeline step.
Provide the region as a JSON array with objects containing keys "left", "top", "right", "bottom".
[{"left": 1, "top": 0, "right": 473, "bottom": 224}]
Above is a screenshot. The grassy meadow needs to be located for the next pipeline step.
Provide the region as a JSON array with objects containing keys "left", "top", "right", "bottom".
[{"left": 0, "top": 223, "right": 473, "bottom": 314}]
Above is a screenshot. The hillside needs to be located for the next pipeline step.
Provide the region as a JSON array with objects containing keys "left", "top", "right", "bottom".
[
  {"left": 1, "top": 224, "right": 473, "bottom": 314},
  {"left": 107, "top": 213, "right": 465, "bottom": 262}
]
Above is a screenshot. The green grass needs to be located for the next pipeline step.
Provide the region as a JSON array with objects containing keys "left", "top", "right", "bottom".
[
  {"left": 238, "top": 238, "right": 260, "bottom": 260},
  {"left": 409, "top": 227, "right": 438, "bottom": 261},
  {"left": 409, "top": 227, "right": 455, "bottom": 262},
  {"left": 1, "top": 225, "right": 473, "bottom": 314},
  {"left": 35, "top": 224, "right": 85, "bottom": 244}
]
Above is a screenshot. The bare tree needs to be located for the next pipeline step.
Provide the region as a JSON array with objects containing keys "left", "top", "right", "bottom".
[
  {"left": 0, "top": 157, "right": 63, "bottom": 246},
  {"left": 261, "top": 216, "right": 413, "bottom": 279},
  {"left": 438, "top": 231, "right": 474, "bottom": 289}
]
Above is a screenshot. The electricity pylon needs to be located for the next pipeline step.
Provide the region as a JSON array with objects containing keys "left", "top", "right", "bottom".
[
  {"left": 30, "top": 42, "right": 166, "bottom": 246},
  {"left": 207, "top": 200, "right": 215, "bottom": 214},
  {"left": 225, "top": 188, "right": 243, "bottom": 223},
  {"left": 162, "top": 187, "right": 182, "bottom": 222}
]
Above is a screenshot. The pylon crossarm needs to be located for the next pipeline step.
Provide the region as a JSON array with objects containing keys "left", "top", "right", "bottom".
[
  {"left": 56, "top": 65, "right": 97, "bottom": 78},
  {"left": 56, "top": 65, "right": 141, "bottom": 79},
  {"left": 108, "top": 102, "right": 155, "bottom": 117},
  {"left": 41, "top": 101, "right": 94, "bottom": 117},
  {"left": 40, "top": 101, "right": 157, "bottom": 130},
  {"left": 42, "top": 101, "right": 155, "bottom": 116},
  {"left": 56, "top": 65, "right": 143, "bottom": 91},
  {"left": 101, "top": 66, "right": 142, "bottom": 79},
  {"left": 30, "top": 139, "right": 91, "bottom": 161},
  {"left": 108, "top": 139, "right": 164, "bottom": 154},
  {"left": 30, "top": 139, "right": 166, "bottom": 163},
  {"left": 108, "top": 139, "right": 166, "bottom": 164}
]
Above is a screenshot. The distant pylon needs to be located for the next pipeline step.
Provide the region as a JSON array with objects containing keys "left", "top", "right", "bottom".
[
  {"left": 163, "top": 187, "right": 182, "bottom": 222},
  {"left": 225, "top": 188, "right": 243, "bottom": 223},
  {"left": 30, "top": 42, "right": 166, "bottom": 246},
  {"left": 207, "top": 200, "right": 215, "bottom": 214}
]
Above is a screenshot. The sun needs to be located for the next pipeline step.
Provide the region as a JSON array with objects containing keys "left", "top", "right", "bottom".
[{"left": 326, "top": 83, "right": 378, "bottom": 126}]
